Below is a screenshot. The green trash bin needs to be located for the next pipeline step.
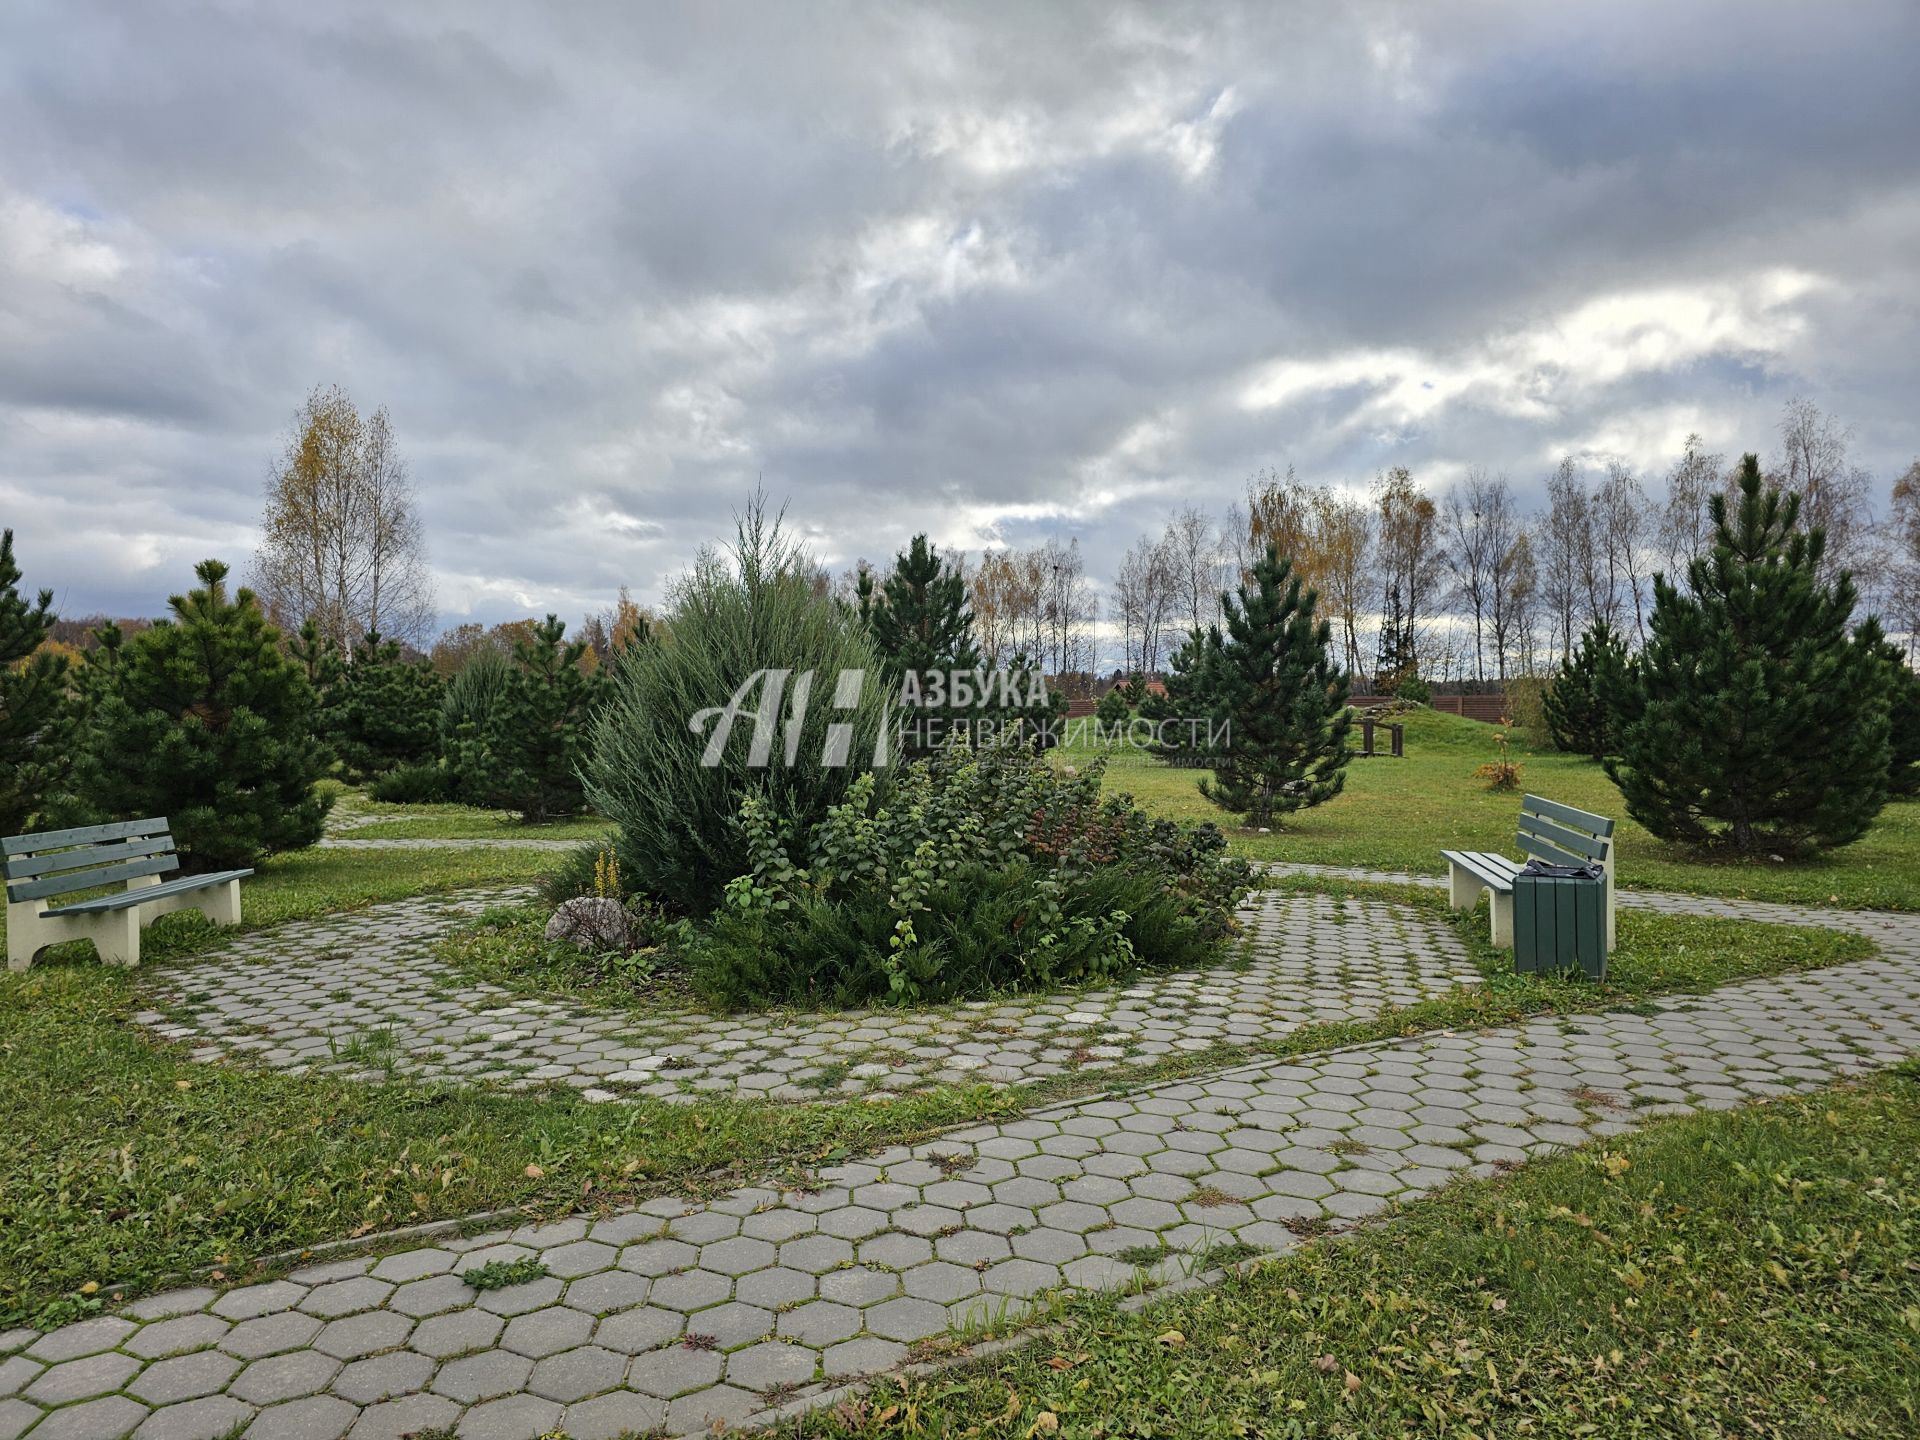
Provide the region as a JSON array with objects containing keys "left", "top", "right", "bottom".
[{"left": 1512, "top": 864, "right": 1608, "bottom": 979}]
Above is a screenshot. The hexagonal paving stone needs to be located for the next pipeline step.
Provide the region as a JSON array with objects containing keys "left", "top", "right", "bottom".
[
  {"left": 432, "top": 1347, "right": 532, "bottom": 1403},
  {"left": 901, "top": 1262, "right": 982, "bottom": 1304},
  {"left": 407, "top": 1308, "right": 502, "bottom": 1359},
  {"left": 734, "top": 1267, "right": 815, "bottom": 1310},
  {"left": 616, "top": 1239, "right": 697, "bottom": 1277},
  {"left": 500, "top": 1307, "right": 594, "bottom": 1359},
  {"left": 647, "top": 1269, "right": 731, "bottom": 1314},
  {"left": 457, "top": 1392, "right": 564, "bottom": 1440},
  {"left": 776, "top": 1299, "right": 862, "bottom": 1347},
  {"left": 779, "top": 1235, "right": 856, "bottom": 1274},
  {"left": 564, "top": 1271, "right": 651, "bottom": 1317},
  {"left": 726, "top": 1339, "right": 815, "bottom": 1390},
  {"left": 221, "top": 1312, "right": 324, "bottom": 1361},
  {"left": 242, "top": 1393, "right": 358, "bottom": 1440},
  {"left": 331, "top": 1349, "right": 434, "bottom": 1405},
  {"left": 699, "top": 1236, "right": 777, "bottom": 1276},
  {"left": 818, "top": 1267, "right": 900, "bottom": 1308},
  {"left": 562, "top": 1387, "right": 667, "bottom": 1440},
  {"left": 27, "top": 1350, "right": 143, "bottom": 1405},
  {"left": 822, "top": 1336, "right": 908, "bottom": 1378},
  {"left": 681, "top": 1302, "right": 771, "bottom": 1350},
  {"left": 627, "top": 1344, "right": 723, "bottom": 1399},
  {"left": 130, "top": 1394, "right": 253, "bottom": 1439},
  {"left": 862, "top": 1297, "right": 948, "bottom": 1343},
  {"left": 664, "top": 1383, "right": 761, "bottom": 1435},
  {"left": 230, "top": 1349, "right": 342, "bottom": 1405},
  {"left": 343, "top": 1391, "right": 458, "bottom": 1438},
  {"left": 386, "top": 1274, "right": 471, "bottom": 1319},
  {"left": 311, "top": 1310, "right": 412, "bottom": 1363},
  {"left": 298, "top": 1278, "right": 392, "bottom": 1319},
  {"left": 369, "top": 1249, "right": 455, "bottom": 1284},
  {"left": 28, "top": 1316, "right": 138, "bottom": 1362},
  {"left": 527, "top": 1344, "right": 627, "bottom": 1403},
  {"left": 540, "top": 1241, "right": 618, "bottom": 1279},
  {"left": 20, "top": 1395, "right": 148, "bottom": 1440},
  {"left": 475, "top": 1277, "right": 565, "bottom": 1317},
  {"left": 593, "top": 1305, "right": 683, "bottom": 1356},
  {"left": 125, "top": 1313, "right": 232, "bottom": 1360}
]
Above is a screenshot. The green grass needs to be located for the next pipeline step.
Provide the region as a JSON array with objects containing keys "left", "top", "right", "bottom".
[
  {"left": 327, "top": 788, "right": 615, "bottom": 841},
  {"left": 798, "top": 1065, "right": 1920, "bottom": 1440},
  {"left": 1065, "top": 708, "right": 1920, "bottom": 910},
  {"left": 0, "top": 844, "right": 557, "bottom": 967},
  {"left": 0, "top": 886, "right": 1870, "bottom": 1328}
]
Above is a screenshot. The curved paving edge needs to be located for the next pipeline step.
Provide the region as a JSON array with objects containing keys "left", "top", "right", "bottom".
[
  {"left": 8, "top": 905, "right": 1920, "bottom": 1440},
  {"left": 139, "top": 887, "right": 1478, "bottom": 1102}
]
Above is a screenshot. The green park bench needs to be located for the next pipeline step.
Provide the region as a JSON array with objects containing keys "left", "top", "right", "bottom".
[
  {"left": 1440, "top": 794, "right": 1616, "bottom": 952},
  {"left": 4, "top": 818, "right": 252, "bottom": 970}
]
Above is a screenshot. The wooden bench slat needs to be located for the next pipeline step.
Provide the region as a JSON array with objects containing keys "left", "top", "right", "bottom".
[
  {"left": 1520, "top": 794, "right": 1615, "bottom": 837},
  {"left": 2, "top": 835, "right": 175, "bottom": 881},
  {"left": 1517, "top": 812, "right": 1611, "bottom": 861},
  {"left": 53, "top": 869, "right": 254, "bottom": 915},
  {"left": 1516, "top": 832, "right": 1606, "bottom": 868},
  {"left": 2, "top": 817, "right": 171, "bottom": 857},
  {"left": 7, "top": 855, "right": 176, "bottom": 903},
  {"left": 1441, "top": 850, "right": 1520, "bottom": 890}
]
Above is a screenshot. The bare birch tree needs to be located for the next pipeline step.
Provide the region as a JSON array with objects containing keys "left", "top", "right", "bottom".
[
  {"left": 254, "top": 385, "right": 434, "bottom": 652},
  {"left": 1539, "top": 458, "right": 1590, "bottom": 665},
  {"left": 1596, "top": 460, "right": 1652, "bottom": 645},
  {"left": 1774, "top": 397, "right": 1875, "bottom": 587},
  {"left": 1659, "top": 434, "right": 1724, "bottom": 581}
]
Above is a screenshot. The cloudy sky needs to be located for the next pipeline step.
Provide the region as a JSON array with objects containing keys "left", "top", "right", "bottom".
[{"left": 3, "top": 0, "right": 1918, "bottom": 637}]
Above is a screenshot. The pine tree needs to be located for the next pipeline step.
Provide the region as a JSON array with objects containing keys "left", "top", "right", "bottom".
[
  {"left": 328, "top": 631, "right": 443, "bottom": 779},
  {"left": 1605, "top": 455, "right": 1890, "bottom": 854},
  {"left": 1863, "top": 623, "right": 1920, "bottom": 800},
  {"left": 1191, "top": 543, "right": 1352, "bottom": 827},
  {"left": 0, "top": 530, "right": 73, "bottom": 835},
  {"left": 463, "top": 615, "right": 600, "bottom": 821},
  {"left": 863, "top": 535, "right": 981, "bottom": 756},
  {"left": 75, "top": 560, "right": 330, "bottom": 869},
  {"left": 1543, "top": 620, "right": 1628, "bottom": 761},
  {"left": 1145, "top": 630, "right": 1217, "bottom": 769},
  {"left": 1373, "top": 587, "right": 1417, "bottom": 693}
]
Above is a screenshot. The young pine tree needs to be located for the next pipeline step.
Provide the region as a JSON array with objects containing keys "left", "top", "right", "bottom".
[
  {"left": 1543, "top": 620, "right": 1629, "bottom": 761},
  {"left": 1145, "top": 629, "right": 1218, "bottom": 769},
  {"left": 328, "top": 631, "right": 443, "bottom": 779},
  {"left": 860, "top": 535, "right": 981, "bottom": 756},
  {"left": 1192, "top": 544, "right": 1352, "bottom": 827},
  {"left": 1862, "top": 623, "right": 1920, "bottom": 801},
  {"left": 75, "top": 560, "right": 330, "bottom": 869},
  {"left": 1605, "top": 455, "right": 1890, "bottom": 855},
  {"left": 0, "top": 530, "right": 73, "bottom": 835},
  {"left": 466, "top": 615, "right": 600, "bottom": 821}
]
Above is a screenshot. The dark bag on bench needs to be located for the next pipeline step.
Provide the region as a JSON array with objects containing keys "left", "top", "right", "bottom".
[{"left": 1519, "top": 859, "right": 1601, "bottom": 881}]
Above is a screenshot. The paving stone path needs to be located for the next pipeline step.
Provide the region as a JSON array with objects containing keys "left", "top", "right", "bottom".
[
  {"left": 139, "top": 888, "right": 1479, "bottom": 1101},
  {"left": 8, "top": 904, "right": 1920, "bottom": 1440}
]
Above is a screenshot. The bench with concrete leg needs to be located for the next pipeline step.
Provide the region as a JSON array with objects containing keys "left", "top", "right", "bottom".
[
  {"left": 1440, "top": 794, "right": 1616, "bottom": 949},
  {"left": 4, "top": 817, "right": 252, "bottom": 970}
]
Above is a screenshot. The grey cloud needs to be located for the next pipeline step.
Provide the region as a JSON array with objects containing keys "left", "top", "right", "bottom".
[{"left": 0, "top": 0, "right": 1916, "bottom": 636}]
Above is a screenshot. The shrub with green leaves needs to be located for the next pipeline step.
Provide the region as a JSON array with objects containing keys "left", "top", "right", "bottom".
[
  {"left": 585, "top": 509, "right": 891, "bottom": 914},
  {"left": 71, "top": 560, "right": 330, "bottom": 870},
  {"left": 685, "top": 745, "right": 1252, "bottom": 1008}
]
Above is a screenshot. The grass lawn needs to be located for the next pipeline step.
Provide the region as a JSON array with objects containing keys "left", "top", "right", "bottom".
[
  {"left": 0, "top": 884, "right": 1870, "bottom": 1328},
  {"left": 798, "top": 1064, "right": 1920, "bottom": 1440},
  {"left": 1064, "top": 708, "right": 1920, "bottom": 910},
  {"left": 325, "top": 786, "right": 615, "bottom": 842}
]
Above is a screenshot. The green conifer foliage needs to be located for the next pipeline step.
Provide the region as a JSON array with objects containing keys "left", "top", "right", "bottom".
[
  {"left": 1145, "top": 629, "right": 1217, "bottom": 769},
  {"left": 75, "top": 560, "right": 330, "bottom": 869},
  {"left": 1862, "top": 624, "right": 1920, "bottom": 800},
  {"left": 1186, "top": 543, "right": 1352, "bottom": 827},
  {"left": 327, "top": 631, "right": 442, "bottom": 780},
  {"left": 1543, "top": 620, "right": 1629, "bottom": 761},
  {"left": 862, "top": 535, "right": 981, "bottom": 756},
  {"left": 1605, "top": 455, "right": 1891, "bottom": 855},
  {"left": 0, "top": 530, "right": 72, "bottom": 835},
  {"left": 459, "top": 616, "right": 600, "bottom": 821}
]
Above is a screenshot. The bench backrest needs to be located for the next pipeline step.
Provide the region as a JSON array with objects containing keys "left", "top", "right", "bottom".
[
  {"left": 1516, "top": 794, "right": 1615, "bottom": 872},
  {"left": 2, "top": 818, "right": 178, "bottom": 904}
]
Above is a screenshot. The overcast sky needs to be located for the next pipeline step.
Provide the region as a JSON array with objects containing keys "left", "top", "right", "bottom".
[{"left": 3, "top": 0, "right": 1918, "bottom": 634}]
